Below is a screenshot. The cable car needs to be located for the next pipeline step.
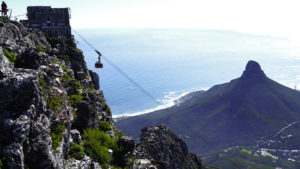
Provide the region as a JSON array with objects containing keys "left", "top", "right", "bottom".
[{"left": 95, "top": 50, "right": 103, "bottom": 69}]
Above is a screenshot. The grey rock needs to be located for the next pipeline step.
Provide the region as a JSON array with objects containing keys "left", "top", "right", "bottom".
[
  {"left": 70, "top": 129, "right": 81, "bottom": 144},
  {"left": 76, "top": 71, "right": 86, "bottom": 80},
  {"left": 91, "top": 162, "right": 102, "bottom": 169},
  {"left": 65, "top": 156, "right": 92, "bottom": 169},
  {"left": 3, "top": 143, "right": 24, "bottom": 169},
  {"left": 135, "top": 125, "right": 207, "bottom": 169},
  {"left": 89, "top": 70, "right": 100, "bottom": 89}
]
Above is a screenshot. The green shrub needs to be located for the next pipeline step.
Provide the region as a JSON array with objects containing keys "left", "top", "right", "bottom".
[
  {"left": 104, "top": 104, "right": 112, "bottom": 116},
  {"left": 48, "top": 95, "right": 64, "bottom": 111},
  {"left": 2, "top": 48, "right": 16, "bottom": 65},
  {"left": 63, "top": 73, "right": 72, "bottom": 81},
  {"left": 50, "top": 61, "right": 59, "bottom": 64},
  {"left": 116, "top": 130, "right": 126, "bottom": 138},
  {"left": 39, "top": 77, "right": 49, "bottom": 97},
  {"left": 62, "top": 65, "right": 69, "bottom": 72},
  {"left": 69, "top": 142, "right": 85, "bottom": 160},
  {"left": 69, "top": 94, "right": 83, "bottom": 107},
  {"left": 82, "top": 128, "right": 117, "bottom": 168},
  {"left": 71, "top": 80, "right": 83, "bottom": 89},
  {"left": 36, "top": 45, "right": 46, "bottom": 53},
  {"left": 39, "top": 77, "right": 46, "bottom": 89},
  {"left": 51, "top": 123, "right": 65, "bottom": 152},
  {"left": 57, "top": 55, "right": 70, "bottom": 61},
  {"left": 99, "top": 121, "right": 111, "bottom": 132},
  {"left": 0, "top": 16, "right": 8, "bottom": 21}
]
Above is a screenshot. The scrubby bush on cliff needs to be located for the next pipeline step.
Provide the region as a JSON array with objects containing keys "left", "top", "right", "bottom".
[
  {"left": 82, "top": 128, "right": 121, "bottom": 168},
  {"left": 69, "top": 94, "right": 83, "bottom": 108},
  {"left": 68, "top": 142, "right": 86, "bottom": 160},
  {"left": 36, "top": 45, "right": 46, "bottom": 53},
  {"left": 104, "top": 104, "right": 112, "bottom": 116},
  {"left": 57, "top": 54, "right": 70, "bottom": 61},
  {"left": 48, "top": 95, "right": 64, "bottom": 111},
  {"left": 51, "top": 123, "right": 66, "bottom": 152},
  {"left": 99, "top": 121, "right": 111, "bottom": 132},
  {"left": 2, "top": 48, "right": 16, "bottom": 64}
]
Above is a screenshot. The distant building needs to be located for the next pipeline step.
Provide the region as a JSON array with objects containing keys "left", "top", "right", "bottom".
[{"left": 26, "top": 6, "right": 71, "bottom": 37}]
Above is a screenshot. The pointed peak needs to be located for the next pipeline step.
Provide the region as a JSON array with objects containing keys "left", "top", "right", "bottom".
[{"left": 240, "top": 60, "right": 266, "bottom": 81}]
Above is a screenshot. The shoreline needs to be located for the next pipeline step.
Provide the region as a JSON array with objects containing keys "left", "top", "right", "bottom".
[{"left": 112, "top": 88, "right": 206, "bottom": 121}]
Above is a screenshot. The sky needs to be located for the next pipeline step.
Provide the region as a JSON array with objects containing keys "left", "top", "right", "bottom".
[{"left": 6, "top": 0, "right": 300, "bottom": 41}]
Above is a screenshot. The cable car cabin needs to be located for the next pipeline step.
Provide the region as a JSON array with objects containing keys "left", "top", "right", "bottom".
[{"left": 95, "top": 61, "right": 103, "bottom": 68}]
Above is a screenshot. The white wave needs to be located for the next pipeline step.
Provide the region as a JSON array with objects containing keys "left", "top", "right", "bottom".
[{"left": 113, "top": 87, "right": 207, "bottom": 119}]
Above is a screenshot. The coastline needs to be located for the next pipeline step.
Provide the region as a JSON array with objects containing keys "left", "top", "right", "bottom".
[{"left": 112, "top": 88, "right": 206, "bottom": 121}]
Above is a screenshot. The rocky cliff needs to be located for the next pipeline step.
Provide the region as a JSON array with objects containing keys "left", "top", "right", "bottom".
[{"left": 0, "top": 18, "right": 210, "bottom": 169}]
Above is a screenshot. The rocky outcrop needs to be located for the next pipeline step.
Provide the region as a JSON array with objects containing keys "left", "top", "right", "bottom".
[
  {"left": 134, "top": 125, "right": 211, "bottom": 169},
  {"left": 240, "top": 60, "right": 266, "bottom": 82},
  {"left": 0, "top": 17, "right": 114, "bottom": 169}
]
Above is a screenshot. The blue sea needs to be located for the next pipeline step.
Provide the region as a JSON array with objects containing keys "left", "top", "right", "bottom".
[{"left": 75, "top": 29, "right": 300, "bottom": 117}]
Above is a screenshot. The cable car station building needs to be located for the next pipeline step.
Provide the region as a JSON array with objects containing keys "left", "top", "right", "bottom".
[{"left": 26, "top": 6, "right": 71, "bottom": 37}]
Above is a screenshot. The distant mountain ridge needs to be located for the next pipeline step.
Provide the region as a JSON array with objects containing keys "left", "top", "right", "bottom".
[{"left": 117, "top": 60, "right": 300, "bottom": 154}]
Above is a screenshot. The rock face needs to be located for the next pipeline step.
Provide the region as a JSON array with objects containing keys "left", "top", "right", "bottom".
[
  {"left": 0, "top": 17, "right": 113, "bottom": 169},
  {"left": 240, "top": 60, "right": 266, "bottom": 82},
  {"left": 134, "top": 125, "right": 210, "bottom": 169}
]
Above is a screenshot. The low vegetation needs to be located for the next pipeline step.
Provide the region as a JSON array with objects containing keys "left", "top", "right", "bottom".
[
  {"left": 36, "top": 45, "right": 46, "bottom": 53},
  {"left": 51, "top": 123, "right": 66, "bottom": 152},
  {"left": 0, "top": 16, "right": 8, "bottom": 22},
  {"left": 2, "top": 48, "right": 16, "bottom": 65},
  {"left": 104, "top": 104, "right": 112, "bottom": 116},
  {"left": 57, "top": 54, "right": 70, "bottom": 61},
  {"left": 69, "top": 94, "right": 83, "bottom": 108},
  {"left": 48, "top": 95, "right": 64, "bottom": 111},
  {"left": 62, "top": 65, "right": 69, "bottom": 72},
  {"left": 70, "top": 80, "right": 83, "bottom": 89},
  {"left": 82, "top": 128, "right": 117, "bottom": 168},
  {"left": 63, "top": 73, "right": 72, "bottom": 81},
  {"left": 99, "top": 121, "right": 111, "bottom": 132},
  {"left": 68, "top": 142, "right": 86, "bottom": 160}
]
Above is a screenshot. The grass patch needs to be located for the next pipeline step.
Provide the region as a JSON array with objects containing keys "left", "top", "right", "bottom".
[
  {"left": 39, "top": 77, "right": 46, "bottom": 89},
  {"left": 83, "top": 128, "right": 118, "bottom": 168},
  {"left": 71, "top": 80, "right": 83, "bottom": 89},
  {"left": 104, "top": 104, "right": 112, "bottom": 116},
  {"left": 36, "top": 45, "right": 46, "bottom": 53},
  {"left": 62, "top": 65, "right": 69, "bottom": 72},
  {"left": 57, "top": 55, "right": 70, "bottom": 61},
  {"left": 0, "top": 16, "right": 8, "bottom": 22},
  {"left": 116, "top": 130, "right": 126, "bottom": 138},
  {"left": 68, "top": 142, "right": 85, "bottom": 160},
  {"left": 99, "top": 121, "right": 111, "bottom": 132},
  {"left": 48, "top": 95, "right": 64, "bottom": 111},
  {"left": 39, "top": 77, "right": 49, "bottom": 97},
  {"left": 2, "top": 48, "right": 16, "bottom": 65},
  {"left": 50, "top": 60, "right": 59, "bottom": 65},
  {"left": 69, "top": 94, "right": 83, "bottom": 108},
  {"left": 63, "top": 73, "right": 72, "bottom": 81},
  {"left": 51, "top": 123, "right": 65, "bottom": 152},
  {"left": 241, "top": 148, "right": 252, "bottom": 155}
]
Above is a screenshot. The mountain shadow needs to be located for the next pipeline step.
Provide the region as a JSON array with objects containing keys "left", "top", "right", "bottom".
[{"left": 116, "top": 60, "right": 300, "bottom": 153}]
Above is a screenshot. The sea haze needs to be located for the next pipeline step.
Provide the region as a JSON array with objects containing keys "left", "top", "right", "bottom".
[{"left": 75, "top": 29, "right": 300, "bottom": 116}]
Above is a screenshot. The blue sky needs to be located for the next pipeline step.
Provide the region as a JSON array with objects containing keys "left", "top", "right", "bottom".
[{"left": 6, "top": 0, "right": 300, "bottom": 41}]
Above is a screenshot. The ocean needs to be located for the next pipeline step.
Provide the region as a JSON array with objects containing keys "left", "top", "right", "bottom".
[{"left": 75, "top": 29, "right": 300, "bottom": 117}]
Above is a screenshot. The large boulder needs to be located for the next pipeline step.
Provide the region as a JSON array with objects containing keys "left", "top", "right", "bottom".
[{"left": 135, "top": 125, "right": 209, "bottom": 169}]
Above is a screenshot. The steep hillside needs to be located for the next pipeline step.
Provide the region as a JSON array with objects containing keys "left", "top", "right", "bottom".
[
  {"left": 0, "top": 18, "right": 212, "bottom": 169},
  {"left": 117, "top": 61, "right": 300, "bottom": 154}
]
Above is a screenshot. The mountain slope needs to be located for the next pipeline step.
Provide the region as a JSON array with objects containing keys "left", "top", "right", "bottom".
[{"left": 117, "top": 61, "right": 300, "bottom": 153}]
